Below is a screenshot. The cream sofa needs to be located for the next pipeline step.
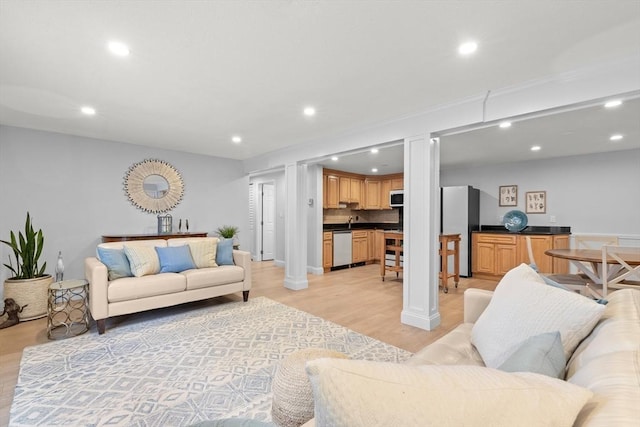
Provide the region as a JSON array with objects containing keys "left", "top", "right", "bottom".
[
  {"left": 85, "top": 237, "right": 251, "bottom": 334},
  {"left": 301, "top": 265, "right": 639, "bottom": 426}
]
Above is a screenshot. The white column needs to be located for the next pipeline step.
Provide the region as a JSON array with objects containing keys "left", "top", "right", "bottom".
[
  {"left": 401, "top": 135, "right": 441, "bottom": 330},
  {"left": 284, "top": 162, "right": 309, "bottom": 290}
]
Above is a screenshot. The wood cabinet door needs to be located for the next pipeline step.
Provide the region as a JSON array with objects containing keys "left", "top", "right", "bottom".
[
  {"left": 339, "top": 176, "right": 350, "bottom": 202},
  {"left": 374, "top": 230, "right": 384, "bottom": 261},
  {"left": 367, "top": 230, "right": 376, "bottom": 261},
  {"left": 326, "top": 175, "right": 339, "bottom": 208},
  {"left": 552, "top": 235, "right": 570, "bottom": 273},
  {"left": 352, "top": 238, "right": 368, "bottom": 263},
  {"left": 380, "top": 179, "right": 392, "bottom": 209},
  {"left": 322, "top": 175, "right": 328, "bottom": 208},
  {"left": 496, "top": 244, "right": 518, "bottom": 275},
  {"left": 391, "top": 178, "right": 404, "bottom": 190},
  {"left": 519, "top": 235, "right": 553, "bottom": 273},
  {"left": 323, "top": 239, "right": 333, "bottom": 268},
  {"left": 365, "top": 180, "right": 381, "bottom": 209},
  {"left": 350, "top": 178, "right": 362, "bottom": 204},
  {"left": 475, "top": 242, "right": 496, "bottom": 274}
]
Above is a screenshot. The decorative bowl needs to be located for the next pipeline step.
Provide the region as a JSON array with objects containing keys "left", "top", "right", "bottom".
[{"left": 503, "top": 210, "right": 528, "bottom": 232}]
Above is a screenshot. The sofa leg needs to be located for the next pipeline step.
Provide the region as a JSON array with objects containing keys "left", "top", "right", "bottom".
[
  {"left": 97, "top": 319, "right": 106, "bottom": 335},
  {"left": 242, "top": 291, "right": 249, "bottom": 302}
]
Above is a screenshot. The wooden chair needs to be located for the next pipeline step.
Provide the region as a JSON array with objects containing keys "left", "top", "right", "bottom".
[
  {"left": 601, "top": 245, "right": 640, "bottom": 297},
  {"left": 574, "top": 235, "right": 619, "bottom": 250},
  {"left": 525, "top": 236, "right": 588, "bottom": 293}
]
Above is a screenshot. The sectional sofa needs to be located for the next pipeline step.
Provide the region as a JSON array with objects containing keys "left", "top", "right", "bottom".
[
  {"left": 85, "top": 237, "right": 251, "bottom": 334},
  {"left": 302, "top": 264, "right": 639, "bottom": 426}
]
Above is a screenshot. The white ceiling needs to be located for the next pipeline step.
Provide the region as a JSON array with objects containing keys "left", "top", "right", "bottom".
[
  {"left": 319, "top": 95, "right": 640, "bottom": 175},
  {"left": 1, "top": 1, "right": 639, "bottom": 161}
]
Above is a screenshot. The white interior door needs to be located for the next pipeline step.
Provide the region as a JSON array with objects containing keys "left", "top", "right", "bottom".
[{"left": 261, "top": 183, "right": 275, "bottom": 261}]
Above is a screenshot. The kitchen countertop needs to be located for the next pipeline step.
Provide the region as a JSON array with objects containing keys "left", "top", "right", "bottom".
[
  {"left": 323, "top": 223, "right": 401, "bottom": 232},
  {"left": 475, "top": 225, "right": 571, "bottom": 235}
]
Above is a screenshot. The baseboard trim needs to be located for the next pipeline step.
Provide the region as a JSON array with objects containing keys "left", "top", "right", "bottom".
[
  {"left": 273, "top": 259, "right": 285, "bottom": 267},
  {"left": 401, "top": 309, "right": 441, "bottom": 331},
  {"left": 307, "top": 266, "right": 324, "bottom": 275}
]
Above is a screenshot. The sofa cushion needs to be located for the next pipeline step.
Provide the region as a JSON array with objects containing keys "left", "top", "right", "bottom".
[
  {"left": 306, "top": 359, "right": 592, "bottom": 427},
  {"left": 405, "top": 323, "right": 484, "bottom": 367},
  {"left": 96, "top": 247, "right": 133, "bottom": 280},
  {"left": 108, "top": 273, "right": 186, "bottom": 302},
  {"left": 216, "top": 239, "right": 234, "bottom": 265},
  {"left": 155, "top": 245, "right": 197, "bottom": 273},
  {"left": 182, "top": 266, "right": 244, "bottom": 290},
  {"left": 471, "top": 263, "right": 605, "bottom": 368},
  {"left": 186, "top": 239, "right": 218, "bottom": 268},
  {"left": 568, "top": 350, "right": 640, "bottom": 427},
  {"left": 497, "top": 331, "right": 565, "bottom": 379},
  {"left": 124, "top": 244, "right": 161, "bottom": 277}
]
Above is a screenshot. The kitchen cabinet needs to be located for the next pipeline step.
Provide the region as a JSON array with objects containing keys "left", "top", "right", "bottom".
[
  {"left": 374, "top": 230, "right": 384, "bottom": 261},
  {"left": 364, "top": 179, "right": 381, "bottom": 209},
  {"left": 352, "top": 230, "right": 368, "bottom": 263},
  {"left": 323, "top": 232, "right": 333, "bottom": 270},
  {"left": 391, "top": 178, "right": 403, "bottom": 190},
  {"left": 380, "top": 179, "right": 392, "bottom": 209},
  {"left": 367, "top": 230, "right": 376, "bottom": 261},
  {"left": 339, "top": 177, "right": 363, "bottom": 205},
  {"left": 472, "top": 232, "right": 570, "bottom": 279},
  {"left": 324, "top": 174, "right": 339, "bottom": 209}
]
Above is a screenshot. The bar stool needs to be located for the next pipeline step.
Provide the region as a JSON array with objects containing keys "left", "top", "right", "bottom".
[{"left": 439, "top": 234, "right": 461, "bottom": 293}]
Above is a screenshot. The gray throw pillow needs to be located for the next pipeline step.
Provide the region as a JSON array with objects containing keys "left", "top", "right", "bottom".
[{"left": 498, "top": 331, "right": 566, "bottom": 379}]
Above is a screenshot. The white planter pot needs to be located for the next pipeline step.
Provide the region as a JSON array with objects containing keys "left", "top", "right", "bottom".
[{"left": 3, "top": 275, "right": 53, "bottom": 321}]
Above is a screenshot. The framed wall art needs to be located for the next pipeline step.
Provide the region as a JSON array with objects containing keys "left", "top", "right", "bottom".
[
  {"left": 526, "top": 191, "right": 546, "bottom": 214},
  {"left": 499, "top": 185, "right": 518, "bottom": 207}
]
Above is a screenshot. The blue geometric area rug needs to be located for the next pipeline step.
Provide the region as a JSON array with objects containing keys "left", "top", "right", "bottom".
[{"left": 10, "top": 297, "right": 411, "bottom": 426}]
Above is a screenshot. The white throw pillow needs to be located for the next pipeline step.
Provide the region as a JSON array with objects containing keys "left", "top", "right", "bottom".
[
  {"left": 471, "top": 263, "right": 605, "bottom": 369},
  {"left": 305, "top": 359, "right": 592, "bottom": 427},
  {"left": 123, "top": 245, "right": 161, "bottom": 277},
  {"left": 187, "top": 238, "right": 218, "bottom": 268}
]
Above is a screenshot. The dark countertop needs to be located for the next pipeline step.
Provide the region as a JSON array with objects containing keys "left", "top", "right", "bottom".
[
  {"left": 476, "top": 225, "right": 571, "bottom": 235},
  {"left": 323, "top": 223, "right": 401, "bottom": 232}
]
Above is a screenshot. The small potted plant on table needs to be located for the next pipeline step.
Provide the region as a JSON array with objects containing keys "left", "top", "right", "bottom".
[
  {"left": 215, "top": 225, "right": 240, "bottom": 249},
  {"left": 1, "top": 212, "right": 53, "bottom": 320}
]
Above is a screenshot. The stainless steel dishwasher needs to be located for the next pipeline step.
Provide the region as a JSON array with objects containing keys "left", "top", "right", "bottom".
[{"left": 332, "top": 230, "right": 352, "bottom": 268}]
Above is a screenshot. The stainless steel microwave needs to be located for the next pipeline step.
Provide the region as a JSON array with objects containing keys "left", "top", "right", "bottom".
[{"left": 389, "top": 190, "right": 404, "bottom": 207}]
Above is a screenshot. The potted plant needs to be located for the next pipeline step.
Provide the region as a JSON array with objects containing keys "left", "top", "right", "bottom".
[
  {"left": 1, "top": 212, "right": 53, "bottom": 320},
  {"left": 215, "top": 225, "right": 240, "bottom": 249}
]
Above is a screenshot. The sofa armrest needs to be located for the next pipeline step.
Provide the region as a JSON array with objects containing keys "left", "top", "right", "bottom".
[
  {"left": 85, "top": 257, "right": 109, "bottom": 321},
  {"left": 463, "top": 288, "right": 494, "bottom": 324},
  {"left": 233, "top": 250, "right": 252, "bottom": 291}
]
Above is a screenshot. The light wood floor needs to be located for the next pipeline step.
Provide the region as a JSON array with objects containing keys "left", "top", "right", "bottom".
[{"left": 0, "top": 262, "right": 498, "bottom": 426}]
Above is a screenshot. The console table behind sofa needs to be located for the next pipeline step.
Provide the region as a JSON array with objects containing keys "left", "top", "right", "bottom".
[{"left": 102, "top": 232, "right": 208, "bottom": 243}]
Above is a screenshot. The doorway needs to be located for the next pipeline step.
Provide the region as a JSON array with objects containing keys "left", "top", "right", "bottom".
[{"left": 258, "top": 183, "right": 275, "bottom": 261}]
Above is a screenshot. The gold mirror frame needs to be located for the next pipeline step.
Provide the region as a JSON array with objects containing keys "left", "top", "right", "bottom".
[{"left": 124, "top": 159, "right": 184, "bottom": 213}]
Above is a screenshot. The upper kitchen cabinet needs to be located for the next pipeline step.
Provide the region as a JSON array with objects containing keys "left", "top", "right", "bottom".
[
  {"left": 364, "top": 179, "right": 381, "bottom": 209},
  {"left": 324, "top": 173, "right": 339, "bottom": 209},
  {"left": 339, "top": 176, "right": 364, "bottom": 205},
  {"left": 390, "top": 177, "right": 404, "bottom": 190}
]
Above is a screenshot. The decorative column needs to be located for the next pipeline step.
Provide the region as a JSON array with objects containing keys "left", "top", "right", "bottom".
[
  {"left": 284, "top": 162, "right": 309, "bottom": 290},
  {"left": 401, "top": 135, "right": 441, "bottom": 330}
]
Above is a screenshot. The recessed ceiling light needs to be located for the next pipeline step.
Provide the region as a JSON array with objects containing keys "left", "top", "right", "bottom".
[
  {"left": 232, "top": 136, "right": 242, "bottom": 143},
  {"left": 371, "top": 168, "right": 378, "bottom": 173},
  {"left": 610, "top": 134, "right": 623, "bottom": 141},
  {"left": 499, "top": 121, "right": 512, "bottom": 129},
  {"left": 303, "top": 107, "right": 316, "bottom": 117},
  {"left": 458, "top": 41, "right": 478, "bottom": 56},
  {"left": 81, "top": 106, "right": 96, "bottom": 115},
  {"left": 107, "top": 41, "right": 130, "bottom": 56},
  {"left": 331, "top": 156, "right": 338, "bottom": 161},
  {"left": 604, "top": 100, "right": 622, "bottom": 108},
  {"left": 371, "top": 148, "right": 379, "bottom": 154},
  {"left": 530, "top": 145, "right": 541, "bottom": 151}
]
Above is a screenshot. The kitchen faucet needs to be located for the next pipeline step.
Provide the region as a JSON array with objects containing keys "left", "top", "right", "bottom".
[{"left": 348, "top": 216, "right": 353, "bottom": 229}]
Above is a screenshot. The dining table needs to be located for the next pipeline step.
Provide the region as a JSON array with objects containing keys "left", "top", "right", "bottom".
[{"left": 545, "top": 248, "right": 640, "bottom": 285}]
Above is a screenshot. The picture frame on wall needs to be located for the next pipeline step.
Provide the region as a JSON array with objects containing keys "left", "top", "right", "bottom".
[
  {"left": 526, "top": 191, "right": 547, "bottom": 213},
  {"left": 499, "top": 185, "right": 518, "bottom": 206}
]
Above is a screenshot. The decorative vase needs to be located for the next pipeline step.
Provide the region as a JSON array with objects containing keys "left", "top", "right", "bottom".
[
  {"left": 3, "top": 275, "right": 53, "bottom": 320},
  {"left": 55, "top": 251, "right": 64, "bottom": 282}
]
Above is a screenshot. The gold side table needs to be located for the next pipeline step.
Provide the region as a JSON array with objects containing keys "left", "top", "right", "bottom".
[{"left": 47, "top": 279, "right": 90, "bottom": 340}]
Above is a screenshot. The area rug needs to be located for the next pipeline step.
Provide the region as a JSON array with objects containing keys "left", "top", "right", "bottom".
[{"left": 10, "top": 297, "right": 411, "bottom": 426}]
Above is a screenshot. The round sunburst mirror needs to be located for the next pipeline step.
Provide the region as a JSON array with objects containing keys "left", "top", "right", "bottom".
[{"left": 124, "top": 159, "right": 184, "bottom": 213}]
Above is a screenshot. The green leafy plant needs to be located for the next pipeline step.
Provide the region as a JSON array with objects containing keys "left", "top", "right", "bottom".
[
  {"left": 1, "top": 212, "right": 47, "bottom": 279},
  {"left": 215, "top": 225, "right": 239, "bottom": 239}
]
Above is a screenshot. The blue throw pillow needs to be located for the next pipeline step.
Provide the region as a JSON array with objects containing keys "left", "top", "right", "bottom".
[
  {"left": 497, "top": 331, "right": 566, "bottom": 379},
  {"left": 155, "top": 245, "right": 197, "bottom": 273},
  {"left": 216, "top": 239, "right": 235, "bottom": 265},
  {"left": 96, "top": 247, "right": 133, "bottom": 280}
]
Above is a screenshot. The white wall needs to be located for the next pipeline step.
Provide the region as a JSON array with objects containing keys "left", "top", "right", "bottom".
[
  {"left": 0, "top": 126, "right": 249, "bottom": 302},
  {"left": 441, "top": 149, "right": 640, "bottom": 236}
]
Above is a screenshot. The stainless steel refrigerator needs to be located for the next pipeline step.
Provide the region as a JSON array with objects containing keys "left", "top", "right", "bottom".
[{"left": 441, "top": 186, "right": 480, "bottom": 277}]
